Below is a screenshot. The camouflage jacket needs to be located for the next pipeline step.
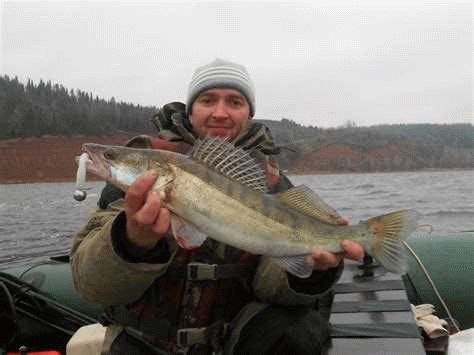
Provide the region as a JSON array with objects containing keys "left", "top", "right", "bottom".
[{"left": 70, "top": 102, "right": 343, "bottom": 354}]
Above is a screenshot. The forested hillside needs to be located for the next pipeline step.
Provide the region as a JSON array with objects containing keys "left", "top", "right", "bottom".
[
  {"left": 0, "top": 75, "right": 156, "bottom": 138},
  {"left": 259, "top": 119, "right": 474, "bottom": 172},
  {"left": 0, "top": 75, "right": 472, "bottom": 181}
]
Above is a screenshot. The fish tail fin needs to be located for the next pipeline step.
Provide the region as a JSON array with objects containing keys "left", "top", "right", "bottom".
[{"left": 366, "top": 209, "right": 421, "bottom": 274}]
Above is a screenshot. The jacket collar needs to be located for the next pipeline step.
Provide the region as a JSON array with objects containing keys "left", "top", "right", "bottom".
[{"left": 151, "top": 102, "right": 280, "bottom": 155}]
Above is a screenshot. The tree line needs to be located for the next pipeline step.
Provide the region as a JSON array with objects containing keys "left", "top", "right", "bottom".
[
  {"left": 259, "top": 119, "right": 474, "bottom": 172},
  {"left": 260, "top": 119, "right": 474, "bottom": 150},
  {"left": 0, "top": 75, "right": 156, "bottom": 138}
]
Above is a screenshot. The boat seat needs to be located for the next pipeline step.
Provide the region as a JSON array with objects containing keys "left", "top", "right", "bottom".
[{"left": 326, "top": 261, "right": 425, "bottom": 355}]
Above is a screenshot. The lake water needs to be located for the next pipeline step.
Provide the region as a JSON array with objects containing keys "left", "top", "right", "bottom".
[{"left": 1, "top": 170, "right": 473, "bottom": 268}]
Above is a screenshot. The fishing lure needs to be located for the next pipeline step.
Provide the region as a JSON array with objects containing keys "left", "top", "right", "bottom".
[{"left": 73, "top": 152, "right": 90, "bottom": 201}]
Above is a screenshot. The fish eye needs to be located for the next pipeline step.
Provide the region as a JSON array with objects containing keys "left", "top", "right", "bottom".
[{"left": 104, "top": 150, "right": 116, "bottom": 160}]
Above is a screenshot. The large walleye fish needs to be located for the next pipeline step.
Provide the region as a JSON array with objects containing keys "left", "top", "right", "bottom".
[{"left": 80, "top": 137, "right": 420, "bottom": 277}]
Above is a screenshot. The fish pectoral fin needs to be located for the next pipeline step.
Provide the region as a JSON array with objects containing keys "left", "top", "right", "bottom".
[
  {"left": 274, "top": 185, "right": 345, "bottom": 225},
  {"left": 270, "top": 255, "right": 314, "bottom": 279},
  {"left": 170, "top": 214, "right": 207, "bottom": 250},
  {"left": 151, "top": 172, "right": 175, "bottom": 190}
]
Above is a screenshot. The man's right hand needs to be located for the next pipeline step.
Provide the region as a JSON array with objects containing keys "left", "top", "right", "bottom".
[{"left": 124, "top": 171, "right": 171, "bottom": 250}]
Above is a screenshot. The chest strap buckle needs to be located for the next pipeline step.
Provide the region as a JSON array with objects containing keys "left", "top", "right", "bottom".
[
  {"left": 187, "top": 262, "right": 218, "bottom": 280},
  {"left": 177, "top": 322, "right": 230, "bottom": 348},
  {"left": 177, "top": 327, "right": 207, "bottom": 348}
]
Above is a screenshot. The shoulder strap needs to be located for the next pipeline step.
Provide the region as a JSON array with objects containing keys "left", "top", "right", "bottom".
[
  {"left": 149, "top": 137, "right": 192, "bottom": 154},
  {"left": 98, "top": 182, "right": 124, "bottom": 209},
  {"left": 124, "top": 135, "right": 153, "bottom": 148}
]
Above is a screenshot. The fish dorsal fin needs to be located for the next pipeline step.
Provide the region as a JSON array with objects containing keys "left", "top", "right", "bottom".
[
  {"left": 191, "top": 137, "right": 268, "bottom": 192},
  {"left": 275, "top": 185, "right": 344, "bottom": 225}
]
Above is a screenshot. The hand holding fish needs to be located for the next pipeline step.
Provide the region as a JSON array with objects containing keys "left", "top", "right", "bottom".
[
  {"left": 124, "top": 171, "right": 171, "bottom": 250},
  {"left": 309, "top": 240, "right": 364, "bottom": 271}
]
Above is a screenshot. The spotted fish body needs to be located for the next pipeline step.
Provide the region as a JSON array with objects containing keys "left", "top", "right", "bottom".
[{"left": 82, "top": 137, "right": 420, "bottom": 277}]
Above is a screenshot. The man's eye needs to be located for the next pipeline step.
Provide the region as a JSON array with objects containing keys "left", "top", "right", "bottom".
[
  {"left": 198, "top": 97, "right": 212, "bottom": 104},
  {"left": 230, "top": 99, "right": 243, "bottom": 107}
]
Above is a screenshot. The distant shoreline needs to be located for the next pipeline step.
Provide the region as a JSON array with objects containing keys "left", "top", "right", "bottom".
[{"left": 1, "top": 134, "right": 473, "bottom": 184}]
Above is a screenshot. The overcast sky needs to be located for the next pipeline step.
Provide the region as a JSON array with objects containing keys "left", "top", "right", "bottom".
[{"left": 1, "top": 0, "right": 472, "bottom": 127}]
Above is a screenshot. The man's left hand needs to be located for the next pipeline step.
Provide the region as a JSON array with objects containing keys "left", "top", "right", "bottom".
[{"left": 307, "top": 240, "right": 365, "bottom": 271}]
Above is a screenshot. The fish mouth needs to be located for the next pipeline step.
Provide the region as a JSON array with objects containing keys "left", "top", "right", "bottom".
[{"left": 81, "top": 143, "right": 113, "bottom": 180}]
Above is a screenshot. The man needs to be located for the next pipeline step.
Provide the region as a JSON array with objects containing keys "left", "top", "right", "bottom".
[{"left": 71, "top": 58, "right": 363, "bottom": 355}]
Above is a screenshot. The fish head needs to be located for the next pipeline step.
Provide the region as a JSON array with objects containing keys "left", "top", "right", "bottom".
[{"left": 82, "top": 143, "right": 176, "bottom": 191}]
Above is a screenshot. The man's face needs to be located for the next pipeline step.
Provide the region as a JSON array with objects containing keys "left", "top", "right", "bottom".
[{"left": 190, "top": 88, "right": 251, "bottom": 140}]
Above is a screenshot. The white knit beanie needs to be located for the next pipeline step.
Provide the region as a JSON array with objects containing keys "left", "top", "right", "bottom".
[{"left": 186, "top": 58, "right": 256, "bottom": 117}]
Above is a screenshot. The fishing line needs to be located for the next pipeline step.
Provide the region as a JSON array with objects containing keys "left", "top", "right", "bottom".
[{"left": 403, "top": 240, "right": 461, "bottom": 333}]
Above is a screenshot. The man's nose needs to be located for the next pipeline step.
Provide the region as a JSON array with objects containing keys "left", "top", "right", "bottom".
[{"left": 212, "top": 100, "right": 230, "bottom": 119}]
